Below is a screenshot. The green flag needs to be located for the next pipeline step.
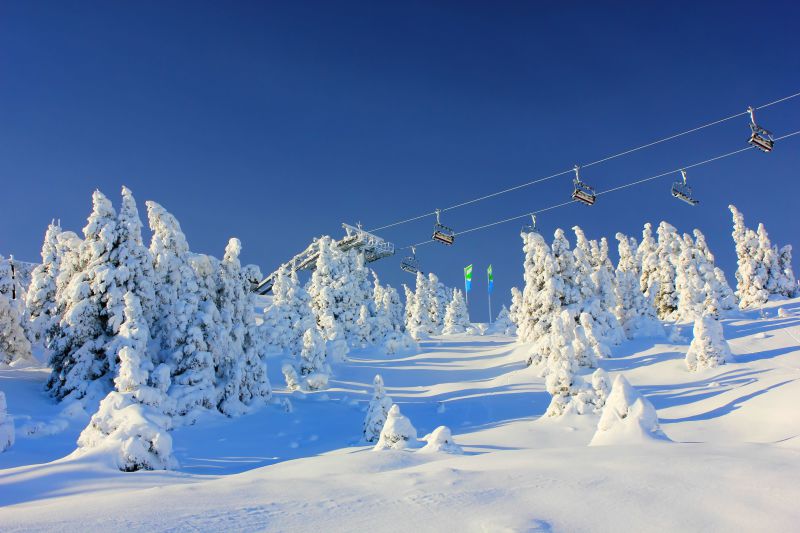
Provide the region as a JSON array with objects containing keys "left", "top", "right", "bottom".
[
  {"left": 487, "top": 264, "right": 494, "bottom": 294},
  {"left": 464, "top": 264, "right": 472, "bottom": 293}
]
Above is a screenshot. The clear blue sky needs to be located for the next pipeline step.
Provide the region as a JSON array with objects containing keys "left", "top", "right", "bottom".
[{"left": 2, "top": 1, "right": 799, "bottom": 321}]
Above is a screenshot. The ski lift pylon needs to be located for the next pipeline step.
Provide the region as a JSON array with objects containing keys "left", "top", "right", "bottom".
[
  {"left": 432, "top": 209, "right": 455, "bottom": 245},
  {"left": 671, "top": 169, "right": 699, "bottom": 206},
  {"left": 571, "top": 165, "right": 597, "bottom": 206},
  {"left": 747, "top": 106, "right": 774, "bottom": 153},
  {"left": 400, "top": 246, "right": 421, "bottom": 274}
]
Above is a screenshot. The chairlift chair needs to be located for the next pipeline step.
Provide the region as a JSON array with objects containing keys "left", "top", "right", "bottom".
[
  {"left": 400, "top": 246, "right": 421, "bottom": 274},
  {"left": 432, "top": 209, "right": 455, "bottom": 245},
  {"left": 747, "top": 106, "right": 774, "bottom": 153},
  {"left": 671, "top": 169, "right": 699, "bottom": 206},
  {"left": 571, "top": 165, "right": 597, "bottom": 206},
  {"left": 521, "top": 214, "right": 537, "bottom": 234}
]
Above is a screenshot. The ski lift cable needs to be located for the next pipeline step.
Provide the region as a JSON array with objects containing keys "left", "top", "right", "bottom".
[
  {"left": 401, "top": 129, "right": 800, "bottom": 249},
  {"left": 368, "top": 90, "right": 800, "bottom": 233}
]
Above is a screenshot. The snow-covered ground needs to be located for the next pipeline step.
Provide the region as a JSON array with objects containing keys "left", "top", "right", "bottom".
[{"left": 1, "top": 298, "right": 799, "bottom": 532}]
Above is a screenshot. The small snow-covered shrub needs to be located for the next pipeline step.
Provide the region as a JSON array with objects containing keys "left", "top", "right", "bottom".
[
  {"left": 589, "top": 375, "right": 668, "bottom": 446},
  {"left": 363, "top": 375, "right": 393, "bottom": 443},
  {"left": 685, "top": 315, "right": 732, "bottom": 372},
  {"left": 0, "top": 391, "right": 14, "bottom": 452},
  {"left": 373, "top": 404, "right": 417, "bottom": 450},
  {"left": 0, "top": 291, "right": 32, "bottom": 365},
  {"left": 77, "top": 391, "right": 176, "bottom": 471},
  {"left": 419, "top": 426, "right": 462, "bottom": 454}
]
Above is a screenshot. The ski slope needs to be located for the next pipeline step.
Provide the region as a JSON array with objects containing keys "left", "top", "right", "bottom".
[{"left": 1, "top": 298, "right": 799, "bottom": 532}]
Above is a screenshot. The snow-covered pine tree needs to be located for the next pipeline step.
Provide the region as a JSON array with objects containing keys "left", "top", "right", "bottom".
[
  {"left": 403, "top": 284, "right": 415, "bottom": 331},
  {"left": 428, "top": 272, "right": 448, "bottom": 334},
  {"left": 692, "top": 229, "right": 736, "bottom": 312},
  {"left": 0, "top": 391, "right": 13, "bottom": 452},
  {"left": 538, "top": 309, "right": 581, "bottom": 380},
  {"left": 551, "top": 229, "right": 579, "bottom": 310},
  {"left": 675, "top": 234, "right": 706, "bottom": 321},
  {"left": 578, "top": 312, "right": 608, "bottom": 362},
  {"left": 419, "top": 426, "right": 463, "bottom": 454},
  {"left": 729, "top": 205, "right": 771, "bottom": 308},
  {"left": 113, "top": 187, "right": 157, "bottom": 329},
  {"left": 215, "top": 238, "right": 271, "bottom": 415},
  {"left": 442, "top": 289, "right": 470, "bottom": 334},
  {"left": 264, "top": 267, "right": 315, "bottom": 354},
  {"left": 509, "top": 286, "right": 523, "bottom": 328},
  {"left": 373, "top": 404, "right": 417, "bottom": 450},
  {"left": 685, "top": 315, "right": 732, "bottom": 371},
  {"left": 614, "top": 233, "right": 663, "bottom": 339},
  {"left": 363, "top": 374, "right": 393, "bottom": 443},
  {"left": 284, "top": 327, "right": 330, "bottom": 391},
  {"left": 776, "top": 245, "right": 797, "bottom": 298},
  {"left": 518, "top": 231, "right": 562, "bottom": 347},
  {"left": 47, "top": 191, "right": 124, "bottom": 401},
  {"left": 354, "top": 304, "right": 372, "bottom": 348},
  {"left": 77, "top": 292, "right": 176, "bottom": 471},
  {"left": 0, "top": 289, "right": 32, "bottom": 364},
  {"left": 589, "top": 375, "right": 668, "bottom": 446},
  {"left": 491, "top": 304, "right": 516, "bottom": 335},
  {"left": 586, "top": 235, "right": 625, "bottom": 346},
  {"left": 654, "top": 222, "right": 682, "bottom": 319},
  {"left": 407, "top": 271, "right": 436, "bottom": 340},
  {"left": 25, "top": 221, "right": 62, "bottom": 346},
  {"left": 637, "top": 223, "right": 659, "bottom": 297}
]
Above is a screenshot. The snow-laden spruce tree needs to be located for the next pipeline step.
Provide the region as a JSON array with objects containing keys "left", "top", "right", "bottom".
[
  {"left": 263, "top": 267, "right": 315, "bottom": 354},
  {"left": 374, "top": 282, "right": 416, "bottom": 354},
  {"left": 77, "top": 292, "right": 176, "bottom": 471},
  {"left": 47, "top": 191, "right": 125, "bottom": 401},
  {"left": 215, "top": 238, "right": 271, "bottom": 415},
  {"left": 614, "top": 233, "right": 663, "bottom": 339},
  {"left": 692, "top": 229, "right": 736, "bottom": 312},
  {"left": 113, "top": 187, "right": 157, "bottom": 329},
  {"left": 442, "top": 289, "right": 470, "bottom": 334},
  {"left": 354, "top": 304, "right": 373, "bottom": 348},
  {"left": 653, "top": 222, "right": 682, "bottom": 320},
  {"left": 589, "top": 375, "right": 668, "bottom": 446},
  {"left": 284, "top": 327, "right": 330, "bottom": 391},
  {"left": 551, "top": 228, "right": 580, "bottom": 310},
  {"left": 571, "top": 226, "right": 598, "bottom": 305},
  {"left": 0, "top": 290, "right": 32, "bottom": 364},
  {"left": 675, "top": 234, "right": 707, "bottom": 321},
  {"left": 579, "top": 312, "right": 609, "bottom": 361},
  {"left": 509, "top": 286, "right": 523, "bottom": 328},
  {"left": 539, "top": 311, "right": 583, "bottom": 413},
  {"left": 638, "top": 223, "right": 659, "bottom": 297},
  {"left": 403, "top": 284, "right": 415, "bottom": 331},
  {"left": 685, "top": 315, "right": 732, "bottom": 372},
  {"left": 0, "top": 391, "right": 13, "bottom": 452},
  {"left": 373, "top": 404, "right": 417, "bottom": 450},
  {"left": 518, "top": 231, "right": 562, "bottom": 346},
  {"left": 363, "top": 374, "right": 393, "bottom": 443},
  {"left": 407, "top": 271, "right": 436, "bottom": 340},
  {"left": 25, "top": 221, "right": 62, "bottom": 346},
  {"left": 490, "top": 304, "right": 516, "bottom": 335},
  {"left": 168, "top": 253, "right": 220, "bottom": 419},
  {"left": 427, "top": 272, "right": 449, "bottom": 334},
  {"left": 728, "top": 205, "right": 796, "bottom": 307},
  {"left": 589, "top": 237, "right": 625, "bottom": 345},
  {"left": 419, "top": 426, "right": 463, "bottom": 454}
]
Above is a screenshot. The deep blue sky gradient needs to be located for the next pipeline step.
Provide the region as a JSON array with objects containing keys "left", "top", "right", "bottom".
[{"left": 2, "top": 1, "right": 799, "bottom": 321}]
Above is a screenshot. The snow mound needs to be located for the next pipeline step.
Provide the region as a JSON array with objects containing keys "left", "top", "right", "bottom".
[
  {"left": 419, "top": 426, "right": 462, "bottom": 454},
  {"left": 373, "top": 404, "right": 417, "bottom": 451},
  {"left": 589, "top": 375, "right": 669, "bottom": 446}
]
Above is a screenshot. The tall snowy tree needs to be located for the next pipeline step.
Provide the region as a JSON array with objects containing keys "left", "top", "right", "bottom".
[
  {"left": 638, "top": 223, "right": 659, "bottom": 297},
  {"left": 0, "top": 290, "right": 32, "bottom": 364},
  {"left": 47, "top": 191, "right": 124, "bottom": 401},
  {"left": 442, "top": 289, "right": 470, "bottom": 334},
  {"left": 407, "top": 271, "right": 436, "bottom": 340},
  {"left": 25, "top": 221, "right": 62, "bottom": 346},
  {"left": 263, "top": 267, "right": 315, "bottom": 354},
  {"left": 653, "top": 222, "right": 682, "bottom": 320},
  {"left": 614, "top": 233, "right": 662, "bottom": 339},
  {"left": 518, "top": 231, "right": 562, "bottom": 347}
]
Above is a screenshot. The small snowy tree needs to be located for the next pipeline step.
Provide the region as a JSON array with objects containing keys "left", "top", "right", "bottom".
[
  {"left": 284, "top": 327, "right": 330, "bottom": 391},
  {"left": 363, "top": 374, "right": 393, "bottom": 443},
  {"left": 685, "top": 315, "right": 732, "bottom": 371},
  {"left": 0, "top": 391, "right": 14, "bottom": 452},
  {"left": 0, "top": 291, "right": 33, "bottom": 364},
  {"left": 509, "top": 286, "right": 523, "bottom": 328},
  {"left": 490, "top": 304, "right": 516, "bottom": 335},
  {"left": 589, "top": 375, "right": 668, "bottom": 445},
  {"left": 442, "top": 289, "right": 470, "bottom": 334},
  {"left": 373, "top": 404, "right": 417, "bottom": 450}
]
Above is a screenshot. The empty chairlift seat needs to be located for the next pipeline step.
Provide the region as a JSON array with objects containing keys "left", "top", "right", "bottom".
[
  {"left": 432, "top": 209, "right": 456, "bottom": 245},
  {"left": 571, "top": 165, "right": 597, "bottom": 206},
  {"left": 747, "top": 106, "right": 774, "bottom": 153}
]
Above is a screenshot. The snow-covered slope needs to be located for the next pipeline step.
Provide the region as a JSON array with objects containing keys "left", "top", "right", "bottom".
[{"left": 1, "top": 298, "right": 799, "bottom": 531}]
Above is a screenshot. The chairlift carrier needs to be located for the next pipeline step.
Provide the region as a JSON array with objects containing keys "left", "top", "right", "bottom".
[
  {"left": 747, "top": 106, "right": 774, "bottom": 153},
  {"left": 571, "top": 165, "right": 597, "bottom": 206},
  {"left": 671, "top": 169, "right": 699, "bottom": 206},
  {"left": 400, "top": 246, "right": 421, "bottom": 274},
  {"left": 522, "top": 214, "right": 538, "bottom": 234},
  {"left": 432, "top": 209, "right": 455, "bottom": 245}
]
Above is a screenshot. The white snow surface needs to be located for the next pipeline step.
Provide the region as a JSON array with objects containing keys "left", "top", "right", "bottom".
[{"left": 1, "top": 298, "right": 800, "bottom": 531}]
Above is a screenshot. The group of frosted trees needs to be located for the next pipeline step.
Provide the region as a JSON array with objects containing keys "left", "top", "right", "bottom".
[
  {"left": 729, "top": 205, "right": 796, "bottom": 308},
  {"left": 12, "top": 187, "right": 270, "bottom": 469},
  {"left": 265, "top": 236, "right": 417, "bottom": 391},
  {"left": 404, "top": 272, "right": 471, "bottom": 339}
]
